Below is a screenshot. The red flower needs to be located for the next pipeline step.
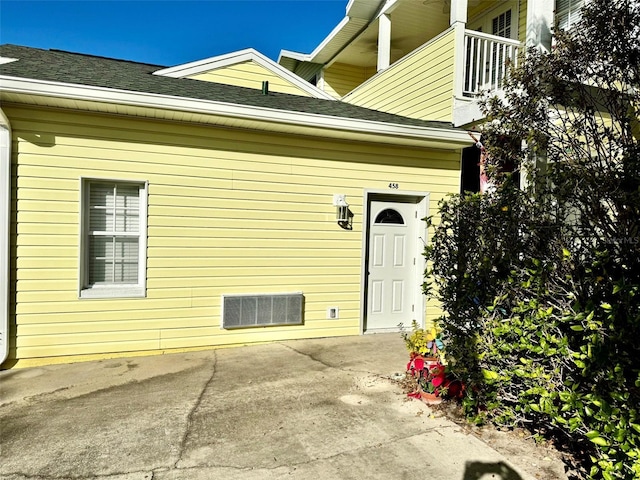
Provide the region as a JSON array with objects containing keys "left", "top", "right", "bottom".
[
  {"left": 413, "top": 357, "right": 425, "bottom": 370},
  {"left": 432, "top": 374, "right": 445, "bottom": 387},
  {"left": 446, "top": 379, "right": 465, "bottom": 398}
]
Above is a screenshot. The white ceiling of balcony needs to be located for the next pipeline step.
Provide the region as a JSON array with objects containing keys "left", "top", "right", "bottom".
[{"left": 332, "top": 0, "right": 450, "bottom": 68}]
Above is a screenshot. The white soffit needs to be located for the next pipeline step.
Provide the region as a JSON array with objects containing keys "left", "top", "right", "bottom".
[{"left": 153, "top": 48, "right": 335, "bottom": 100}]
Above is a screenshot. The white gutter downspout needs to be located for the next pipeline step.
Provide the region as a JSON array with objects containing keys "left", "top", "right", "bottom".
[{"left": 0, "top": 107, "right": 10, "bottom": 365}]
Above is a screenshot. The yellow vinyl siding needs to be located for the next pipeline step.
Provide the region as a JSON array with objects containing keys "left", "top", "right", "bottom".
[
  {"left": 187, "top": 60, "right": 313, "bottom": 96},
  {"left": 343, "top": 29, "right": 456, "bottom": 122},
  {"left": 519, "top": 0, "right": 528, "bottom": 43},
  {"left": 323, "top": 63, "right": 376, "bottom": 99},
  {"left": 6, "top": 104, "right": 460, "bottom": 364}
]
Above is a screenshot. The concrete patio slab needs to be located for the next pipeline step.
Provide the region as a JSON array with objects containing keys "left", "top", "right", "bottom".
[{"left": 0, "top": 334, "right": 568, "bottom": 480}]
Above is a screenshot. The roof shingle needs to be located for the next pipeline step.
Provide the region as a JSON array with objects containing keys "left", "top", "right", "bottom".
[{"left": 0, "top": 44, "right": 457, "bottom": 130}]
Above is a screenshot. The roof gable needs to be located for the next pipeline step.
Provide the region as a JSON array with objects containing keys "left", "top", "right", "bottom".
[{"left": 154, "top": 48, "right": 333, "bottom": 99}]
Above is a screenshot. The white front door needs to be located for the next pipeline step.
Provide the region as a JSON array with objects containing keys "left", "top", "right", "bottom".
[{"left": 365, "top": 199, "right": 418, "bottom": 331}]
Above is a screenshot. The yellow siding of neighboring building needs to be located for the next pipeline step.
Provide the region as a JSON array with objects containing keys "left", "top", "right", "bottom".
[
  {"left": 323, "top": 63, "right": 376, "bottom": 99},
  {"left": 6, "top": 105, "right": 461, "bottom": 365},
  {"left": 519, "top": 0, "right": 528, "bottom": 43},
  {"left": 342, "top": 29, "right": 456, "bottom": 123},
  {"left": 187, "top": 60, "right": 313, "bottom": 96}
]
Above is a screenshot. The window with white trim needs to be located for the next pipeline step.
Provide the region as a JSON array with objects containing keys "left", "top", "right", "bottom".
[
  {"left": 556, "top": 0, "right": 585, "bottom": 31},
  {"left": 468, "top": 1, "right": 518, "bottom": 40},
  {"left": 492, "top": 9, "right": 512, "bottom": 39},
  {"left": 80, "top": 179, "right": 147, "bottom": 298}
]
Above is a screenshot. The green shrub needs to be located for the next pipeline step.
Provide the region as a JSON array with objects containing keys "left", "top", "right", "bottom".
[{"left": 425, "top": 1, "right": 640, "bottom": 477}]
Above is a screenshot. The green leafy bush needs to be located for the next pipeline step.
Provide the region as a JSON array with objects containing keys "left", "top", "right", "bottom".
[{"left": 424, "top": 1, "right": 640, "bottom": 478}]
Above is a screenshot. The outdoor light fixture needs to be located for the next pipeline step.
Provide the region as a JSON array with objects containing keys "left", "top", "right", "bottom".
[{"left": 333, "top": 194, "right": 350, "bottom": 226}]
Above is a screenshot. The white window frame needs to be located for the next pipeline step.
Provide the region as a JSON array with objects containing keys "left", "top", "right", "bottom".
[
  {"left": 555, "top": 0, "right": 585, "bottom": 31},
  {"left": 492, "top": 9, "right": 513, "bottom": 38},
  {"left": 79, "top": 177, "right": 148, "bottom": 299}
]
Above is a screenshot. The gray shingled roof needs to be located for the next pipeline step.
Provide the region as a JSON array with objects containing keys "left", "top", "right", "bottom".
[{"left": 0, "top": 44, "right": 457, "bottom": 130}]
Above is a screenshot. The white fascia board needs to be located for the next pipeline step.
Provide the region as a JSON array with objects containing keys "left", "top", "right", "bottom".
[
  {"left": 0, "top": 75, "right": 470, "bottom": 147},
  {"left": 277, "top": 49, "right": 311, "bottom": 64},
  {"left": 0, "top": 57, "right": 18, "bottom": 65},
  {"left": 154, "top": 48, "right": 334, "bottom": 100},
  {"left": 346, "top": 0, "right": 356, "bottom": 14},
  {"left": 152, "top": 48, "right": 259, "bottom": 77}
]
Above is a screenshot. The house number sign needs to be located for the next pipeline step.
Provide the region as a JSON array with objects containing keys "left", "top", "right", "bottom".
[{"left": 388, "top": 183, "right": 399, "bottom": 189}]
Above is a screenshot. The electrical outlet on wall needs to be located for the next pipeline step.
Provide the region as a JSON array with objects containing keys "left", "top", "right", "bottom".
[{"left": 327, "top": 307, "right": 339, "bottom": 319}]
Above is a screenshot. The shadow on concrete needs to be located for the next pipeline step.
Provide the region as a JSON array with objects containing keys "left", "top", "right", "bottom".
[{"left": 463, "top": 460, "right": 523, "bottom": 480}]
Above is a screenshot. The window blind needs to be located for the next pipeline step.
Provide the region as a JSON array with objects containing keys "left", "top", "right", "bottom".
[
  {"left": 88, "top": 182, "right": 140, "bottom": 285},
  {"left": 556, "top": 0, "right": 584, "bottom": 31}
]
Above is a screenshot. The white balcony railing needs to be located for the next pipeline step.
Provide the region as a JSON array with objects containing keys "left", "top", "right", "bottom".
[{"left": 463, "top": 30, "right": 521, "bottom": 97}]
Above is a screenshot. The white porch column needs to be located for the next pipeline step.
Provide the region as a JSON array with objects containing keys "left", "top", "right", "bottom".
[
  {"left": 450, "top": 0, "right": 468, "bottom": 100},
  {"left": 449, "top": 0, "right": 467, "bottom": 25},
  {"left": 526, "top": 0, "right": 554, "bottom": 52},
  {"left": 317, "top": 68, "right": 326, "bottom": 91},
  {"left": 377, "top": 13, "right": 391, "bottom": 72}
]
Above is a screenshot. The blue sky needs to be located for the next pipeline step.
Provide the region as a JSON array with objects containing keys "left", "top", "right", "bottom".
[{"left": 0, "top": 0, "right": 346, "bottom": 66}]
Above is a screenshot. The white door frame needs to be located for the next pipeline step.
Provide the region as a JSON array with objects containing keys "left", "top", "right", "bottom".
[{"left": 360, "top": 189, "right": 429, "bottom": 334}]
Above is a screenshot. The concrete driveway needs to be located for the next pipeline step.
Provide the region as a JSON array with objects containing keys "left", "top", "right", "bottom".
[{"left": 0, "top": 334, "right": 567, "bottom": 479}]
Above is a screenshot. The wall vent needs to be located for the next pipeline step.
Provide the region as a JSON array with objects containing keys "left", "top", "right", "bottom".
[{"left": 222, "top": 293, "right": 304, "bottom": 329}]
